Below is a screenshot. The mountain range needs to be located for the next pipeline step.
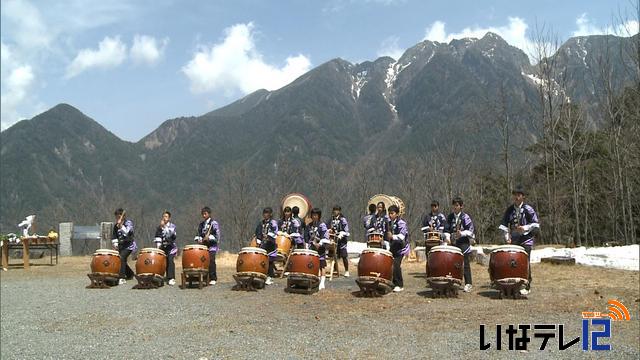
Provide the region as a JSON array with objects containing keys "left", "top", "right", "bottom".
[{"left": 1, "top": 32, "right": 637, "bottom": 247}]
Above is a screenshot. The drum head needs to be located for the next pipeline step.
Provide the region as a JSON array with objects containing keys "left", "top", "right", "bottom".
[
  {"left": 282, "top": 193, "right": 312, "bottom": 219},
  {"left": 141, "top": 248, "right": 166, "bottom": 256},
  {"left": 389, "top": 195, "right": 406, "bottom": 216},
  {"left": 493, "top": 245, "right": 527, "bottom": 254},
  {"left": 240, "top": 247, "right": 267, "bottom": 255},
  {"left": 94, "top": 249, "right": 119, "bottom": 256},
  {"left": 367, "top": 194, "right": 405, "bottom": 216},
  {"left": 361, "top": 247, "right": 393, "bottom": 257},
  {"left": 291, "top": 249, "right": 319, "bottom": 257},
  {"left": 184, "top": 244, "right": 208, "bottom": 251},
  {"left": 430, "top": 245, "right": 463, "bottom": 255}
]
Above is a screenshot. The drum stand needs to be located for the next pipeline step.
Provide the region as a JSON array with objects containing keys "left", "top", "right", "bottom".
[
  {"left": 328, "top": 254, "right": 339, "bottom": 280},
  {"left": 232, "top": 272, "right": 266, "bottom": 291},
  {"left": 86, "top": 273, "right": 118, "bottom": 289},
  {"left": 285, "top": 273, "right": 319, "bottom": 294},
  {"left": 355, "top": 276, "right": 393, "bottom": 297},
  {"left": 494, "top": 279, "right": 528, "bottom": 299},
  {"left": 181, "top": 269, "right": 209, "bottom": 289},
  {"left": 426, "top": 277, "right": 462, "bottom": 298},
  {"left": 132, "top": 274, "right": 164, "bottom": 289}
]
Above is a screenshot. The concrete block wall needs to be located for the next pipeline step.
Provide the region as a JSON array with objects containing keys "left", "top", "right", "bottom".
[{"left": 59, "top": 222, "right": 73, "bottom": 256}]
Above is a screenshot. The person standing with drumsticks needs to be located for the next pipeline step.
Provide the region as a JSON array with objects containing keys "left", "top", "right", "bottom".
[
  {"left": 291, "top": 206, "right": 306, "bottom": 249},
  {"left": 421, "top": 201, "right": 446, "bottom": 243},
  {"left": 366, "top": 202, "right": 391, "bottom": 249},
  {"left": 444, "top": 197, "right": 475, "bottom": 293},
  {"left": 362, "top": 203, "right": 376, "bottom": 232},
  {"left": 111, "top": 208, "right": 137, "bottom": 285},
  {"left": 328, "top": 205, "right": 351, "bottom": 277},
  {"left": 279, "top": 206, "right": 303, "bottom": 249},
  {"left": 306, "top": 208, "right": 330, "bottom": 290},
  {"left": 254, "top": 207, "right": 278, "bottom": 285},
  {"left": 388, "top": 205, "right": 410, "bottom": 292},
  {"left": 498, "top": 186, "right": 539, "bottom": 295},
  {"left": 154, "top": 211, "right": 177, "bottom": 286},
  {"left": 194, "top": 207, "right": 221, "bottom": 285}
]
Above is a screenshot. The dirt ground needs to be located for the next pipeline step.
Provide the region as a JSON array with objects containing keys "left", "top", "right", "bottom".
[{"left": 1, "top": 252, "right": 638, "bottom": 359}]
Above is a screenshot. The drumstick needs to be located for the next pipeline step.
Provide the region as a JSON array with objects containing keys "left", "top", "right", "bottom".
[
  {"left": 279, "top": 249, "right": 292, "bottom": 278},
  {"left": 117, "top": 210, "right": 126, "bottom": 227}
]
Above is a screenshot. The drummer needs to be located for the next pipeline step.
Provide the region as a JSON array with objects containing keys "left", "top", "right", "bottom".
[
  {"left": 366, "top": 202, "right": 391, "bottom": 249},
  {"left": 421, "top": 200, "right": 446, "bottom": 243},
  {"left": 153, "top": 211, "right": 177, "bottom": 286},
  {"left": 111, "top": 208, "right": 137, "bottom": 285},
  {"left": 444, "top": 197, "right": 475, "bottom": 293},
  {"left": 255, "top": 207, "right": 278, "bottom": 285},
  {"left": 279, "top": 206, "right": 303, "bottom": 249},
  {"left": 306, "top": 208, "right": 330, "bottom": 290},
  {"left": 195, "top": 207, "right": 220, "bottom": 286},
  {"left": 291, "top": 206, "right": 306, "bottom": 248},
  {"left": 388, "top": 205, "right": 410, "bottom": 292},
  {"left": 362, "top": 204, "right": 376, "bottom": 237},
  {"left": 328, "top": 205, "right": 351, "bottom": 277},
  {"left": 498, "top": 186, "right": 539, "bottom": 295}
]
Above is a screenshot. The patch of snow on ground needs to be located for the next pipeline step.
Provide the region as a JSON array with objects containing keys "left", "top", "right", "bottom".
[{"left": 530, "top": 245, "right": 639, "bottom": 271}]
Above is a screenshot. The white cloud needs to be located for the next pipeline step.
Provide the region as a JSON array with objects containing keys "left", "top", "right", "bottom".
[
  {"left": 424, "top": 21, "right": 447, "bottom": 43},
  {"left": 0, "top": 0, "right": 50, "bottom": 130},
  {"left": 0, "top": 0, "right": 139, "bottom": 131},
  {"left": 130, "top": 35, "right": 169, "bottom": 65},
  {"left": 376, "top": 36, "right": 404, "bottom": 60},
  {"left": 423, "top": 17, "right": 534, "bottom": 55},
  {"left": 182, "top": 22, "right": 312, "bottom": 95},
  {"left": 1, "top": 0, "right": 52, "bottom": 53},
  {"left": 573, "top": 13, "right": 639, "bottom": 37},
  {"left": 65, "top": 36, "right": 128, "bottom": 78},
  {"left": 1, "top": 42, "right": 36, "bottom": 130},
  {"left": 323, "top": 0, "right": 406, "bottom": 13}
]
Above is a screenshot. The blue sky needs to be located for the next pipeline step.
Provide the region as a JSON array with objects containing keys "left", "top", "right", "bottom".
[{"left": 1, "top": 0, "right": 638, "bottom": 141}]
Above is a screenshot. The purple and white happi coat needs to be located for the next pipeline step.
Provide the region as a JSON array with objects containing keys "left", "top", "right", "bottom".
[
  {"left": 154, "top": 222, "right": 177, "bottom": 256},
  {"left": 112, "top": 219, "right": 137, "bottom": 251},
  {"left": 390, "top": 217, "right": 410, "bottom": 257},
  {"left": 498, "top": 203, "right": 540, "bottom": 247},
  {"left": 279, "top": 217, "right": 303, "bottom": 246},
  {"left": 306, "top": 221, "right": 330, "bottom": 261},
  {"left": 445, "top": 212, "right": 475, "bottom": 254},
  {"left": 328, "top": 215, "right": 350, "bottom": 250},
  {"left": 421, "top": 212, "right": 446, "bottom": 235},
  {"left": 198, "top": 218, "right": 221, "bottom": 253},
  {"left": 366, "top": 213, "right": 390, "bottom": 234},
  {"left": 255, "top": 219, "right": 278, "bottom": 258}
]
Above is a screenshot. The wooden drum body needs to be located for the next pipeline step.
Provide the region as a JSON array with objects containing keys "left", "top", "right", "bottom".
[
  {"left": 182, "top": 244, "right": 210, "bottom": 271},
  {"left": 136, "top": 248, "right": 167, "bottom": 276},
  {"left": 367, "top": 232, "right": 384, "bottom": 248},
  {"left": 425, "top": 232, "right": 441, "bottom": 254},
  {"left": 489, "top": 245, "right": 529, "bottom": 283},
  {"left": 426, "top": 245, "right": 463, "bottom": 281},
  {"left": 90, "top": 249, "right": 121, "bottom": 276},
  {"left": 275, "top": 235, "right": 292, "bottom": 259},
  {"left": 358, "top": 248, "right": 393, "bottom": 282},
  {"left": 236, "top": 247, "right": 269, "bottom": 276},
  {"left": 286, "top": 249, "right": 320, "bottom": 277}
]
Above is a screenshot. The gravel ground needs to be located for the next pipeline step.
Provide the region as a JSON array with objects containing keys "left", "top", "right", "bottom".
[{"left": 1, "top": 253, "right": 638, "bottom": 359}]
